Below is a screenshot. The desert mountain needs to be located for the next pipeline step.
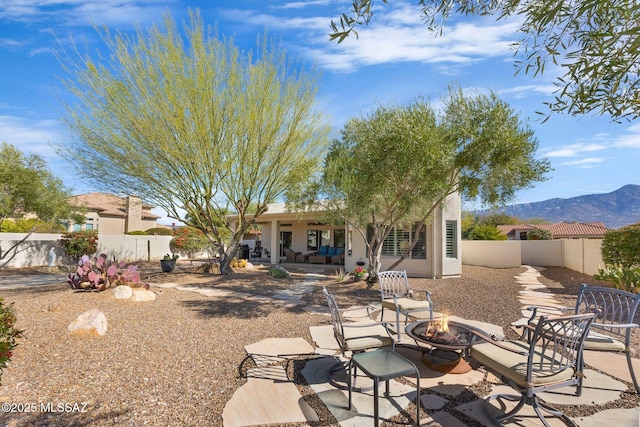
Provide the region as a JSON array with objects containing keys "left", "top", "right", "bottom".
[{"left": 479, "top": 184, "right": 640, "bottom": 229}]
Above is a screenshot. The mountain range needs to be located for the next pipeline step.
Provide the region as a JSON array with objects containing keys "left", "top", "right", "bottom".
[{"left": 478, "top": 184, "right": 640, "bottom": 229}]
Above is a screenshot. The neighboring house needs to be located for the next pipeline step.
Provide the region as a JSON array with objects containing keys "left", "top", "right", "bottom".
[
  {"left": 67, "top": 192, "right": 160, "bottom": 234},
  {"left": 497, "top": 221, "right": 609, "bottom": 240},
  {"left": 230, "top": 193, "right": 462, "bottom": 278}
]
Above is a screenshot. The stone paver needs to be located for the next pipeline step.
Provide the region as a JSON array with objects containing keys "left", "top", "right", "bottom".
[{"left": 222, "top": 365, "right": 319, "bottom": 427}]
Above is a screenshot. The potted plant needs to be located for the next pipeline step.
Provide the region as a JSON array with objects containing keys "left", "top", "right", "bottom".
[
  {"left": 160, "top": 254, "right": 179, "bottom": 272},
  {"left": 353, "top": 266, "right": 366, "bottom": 282}
]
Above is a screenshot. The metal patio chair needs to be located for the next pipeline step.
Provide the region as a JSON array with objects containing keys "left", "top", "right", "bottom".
[
  {"left": 378, "top": 270, "right": 434, "bottom": 342},
  {"left": 470, "top": 313, "right": 595, "bottom": 427},
  {"left": 527, "top": 283, "right": 640, "bottom": 393}
]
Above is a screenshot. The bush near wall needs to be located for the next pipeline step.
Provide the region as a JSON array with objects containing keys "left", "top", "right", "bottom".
[
  {"left": 145, "top": 228, "right": 173, "bottom": 235},
  {"left": 601, "top": 224, "right": 640, "bottom": 268},
  {"left": 59, "top": 230, "right": 99, "bottom": 260}
]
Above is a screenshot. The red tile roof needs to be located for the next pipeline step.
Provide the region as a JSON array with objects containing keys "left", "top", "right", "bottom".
[{"left": 497, "top": 221, "right": 608, "bottom": 238}]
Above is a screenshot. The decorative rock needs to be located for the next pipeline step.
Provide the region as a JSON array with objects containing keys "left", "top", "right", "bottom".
[
  {"left": 132, "top": 289, "right": 156, "bottom": 301},
  {"left": 68, "top": 308, "right": 108, "bottom": 336},
  {"left": 113, "top": 286, "right": 133, "bottom": 299}
]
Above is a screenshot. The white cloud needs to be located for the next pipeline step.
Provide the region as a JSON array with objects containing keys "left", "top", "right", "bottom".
[
  {"left": 218, "top": 3, "right": 521, "bottom": 73},
  {"left": 545, "top": 143, "right": 607, "bottom": 158},
  {"left": 559, "top": 157, "right": 605, "bottom": 167},
  {"left": 0, "top": 115, "right": 62, "bottom": 154},
  {"left": 0, "top": 0, "right": 177, "bottom": 28}
]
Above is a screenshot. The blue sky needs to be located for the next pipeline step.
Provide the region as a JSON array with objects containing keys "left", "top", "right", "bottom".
[{"left": 1, "top": 0, "right": 638, "bottom": 223}]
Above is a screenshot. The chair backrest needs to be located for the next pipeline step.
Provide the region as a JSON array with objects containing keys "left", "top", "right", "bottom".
[
  {"left": 378, "top": 270, "right": 410, "bottom": 299},
  {"left": 528, "top": 313, "right": 595, "bottom": 381},
  {"left": 323, "top": 287, "right": 345, "bottom": 347},
  {"left": 575, "top": 284, "right": 640, "bottom": 339}
]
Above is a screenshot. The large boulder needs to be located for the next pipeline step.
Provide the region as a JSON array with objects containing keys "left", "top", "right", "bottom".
[
  {"left": 132, "top": 289, "right": 156, "bottom": 302},
  {"left": 68, "top": 308, "right": 108, "bottom": 336},
  {"left": 113, "top": 286, "right": 133, "bottom": 299}
]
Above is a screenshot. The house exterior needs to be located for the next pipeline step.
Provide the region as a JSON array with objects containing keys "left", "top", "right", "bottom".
[
  {"left": 234, "top": 193, "right": 462, "bottom": 278},
  {"left": 497, "top": 221, "right": 609, "bottom": 240},
  {"left": 67, "top": 192, "right": 161, "bottom": 234}
]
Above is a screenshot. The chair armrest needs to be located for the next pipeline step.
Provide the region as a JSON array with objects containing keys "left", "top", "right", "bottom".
[
  {"left": 592, "top": 322, "right": 639, "bottom": 330},
  {"left": 526, "top": 305, "right": 574, "bottom": 322},
  {"left": 342, "top": 320, "right": 396, "bottom": 339},
  {"left": 407, "top": 287, "right": 432, "bottom": 299},
  {"left": 469, "top": 330, "right": 529, "bottom": 355},
  {"left": 339, "top": 304, "right": 379, "bottom": 320}
]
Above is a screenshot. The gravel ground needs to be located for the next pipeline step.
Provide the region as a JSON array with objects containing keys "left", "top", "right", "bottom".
[{"left": 0, "top": 263, "right": 637, "bottom": 426}]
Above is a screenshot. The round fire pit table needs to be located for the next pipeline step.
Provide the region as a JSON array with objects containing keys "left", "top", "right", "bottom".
[{"left": 405, "top": 319, "right": 481, "bottom": 374}]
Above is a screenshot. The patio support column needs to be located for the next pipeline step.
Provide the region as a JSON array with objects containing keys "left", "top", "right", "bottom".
[{"left": 269, "top": 219, "right": 278, "bottom": 264}]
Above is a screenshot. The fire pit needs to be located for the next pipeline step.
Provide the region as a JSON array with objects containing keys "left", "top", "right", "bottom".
[{"left": 405, "top": 318, "right": 478, "bottom": 374}]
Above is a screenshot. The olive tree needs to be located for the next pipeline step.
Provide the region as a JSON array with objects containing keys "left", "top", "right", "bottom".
[
  {"left": 289, "top": 86, "right": 550, "bottom": 280},
  {"left": 0, "top": 142, "right": 82, "bottom": 268},
  {"left": 57, "top": 11, "right": 329, "bottom": 274},
  {"left": 331, "top": 1, "right": 640, "bottom": 121}
]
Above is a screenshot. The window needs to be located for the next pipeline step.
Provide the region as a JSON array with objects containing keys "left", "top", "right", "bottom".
[
  {"left": 307, "top": 229, "right": 330, "bottom": 251},
  {"left": 73, "top": 223, "right": 82, "bottom": 232},
  {"left": 367, "top": 224, "right": 426, "bottom": 259},
  {"left": 334, "top": 228, "right": 346, "bottom": 249},
  {"left": 446, "top": 221, "right": 457, "bottom": 258},
  {"left": 85, "top": 223, "right": 94, "bottom": 230}
]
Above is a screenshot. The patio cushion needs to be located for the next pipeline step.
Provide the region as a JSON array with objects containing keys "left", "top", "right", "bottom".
[
  {"left": 340, "top": 323, "right": 394, "bottom": 352},
  {"left": 318, "top": 246, "right": 328, "bottom": 255},
  {"left": 583, "top": 331, "right": 626, "bottom": 352},
  {"left": 470, "top": 340, "right": 575, "bottom": 388},
  {"left": 336, "top": 247, "right": 345, "bottom": 255},
  {"left": 328, "top": 247, "right": 336, "bottom": 256},
  {"left": 381, "top": 297, "right": 432, "bottom": 312}
]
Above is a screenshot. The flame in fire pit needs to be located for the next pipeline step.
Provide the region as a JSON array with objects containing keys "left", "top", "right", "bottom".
[{"left": 427, "top": 315, "right": 449, "bottom": 335}]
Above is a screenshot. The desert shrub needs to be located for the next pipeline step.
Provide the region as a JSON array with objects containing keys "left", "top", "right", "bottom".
[
  {"left": 601, "top": 224, "right": 640, "bottom": 268},
  {"left": 267, "top": 268, "right": 289, "bottom": 278},
  {"left": 468, "top": 224, "right": 507, "bottom": 240},
  {"left": 594, "top": 264, "right": 640, "bottom": 294},
  {"left": 0, "top": 297, "right": 22, "bottom": 384},
  {"left": 59, "top": 230, "right": 99, "bottom": 260},
  {"left": 67, "top": 254, "right": 149, "bottom": 291},
  {"left": 145, "top": 227, "right": 173, "bottom": 235},
  {"left": 333, "top": 268, "right": 351, "bottom": 283},
  {"left": 0, "top": 218, "right": 64, "bottom": 233},
  {"left": 527, "top": 228, "right": 552, "bottom": 240},
  {"left": 169, "top": 226, "right": 210, "bottom": 258},
  {"left": 230, "top": 257, "right": 247, "bottom": 268},
  {"left": 126, "top": 230, "right": 148, "bottom": 235}
]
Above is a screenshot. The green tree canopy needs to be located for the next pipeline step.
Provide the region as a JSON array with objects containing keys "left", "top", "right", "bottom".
[
  {"left": 468, "top": 224, "right": 508, "bottom": 241},
  {"left": 526, "top": 228, "right": 552, "bottom": 240},
  {"left": 331, "top": 0, "right": 640, "bottom": 121},
  {"left": 57, "top": 11, "right": 329, "bottom": 274},
  {"left": 0, "top": 142, "right": 82, "bottom": 267},
  {"left": 289, "top": 86, "right": 551, "bottom": 279}
]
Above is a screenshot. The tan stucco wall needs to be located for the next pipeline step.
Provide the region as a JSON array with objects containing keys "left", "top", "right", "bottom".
[
  {"left": 462, "top": 240, "right": 522, "bottom": 268},
  {"left": 0, "top": 233, "right": 173, "bottom": 268},
  {"left": 522, "top": 240, "right": 564, "bottom": 267}
]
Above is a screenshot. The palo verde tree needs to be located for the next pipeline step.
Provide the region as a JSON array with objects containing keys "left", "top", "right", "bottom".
[
  {"left": 331, "top": 1, "right": 640, "bottom": 121},
  {"left": 57, "top": 11, "right": 329, "bottom": 274},
  {"left": 0, "top": 142, "right": 83, "bottom": 268},
  {"left": 289, "top": 86, "right": 550, "bottom": 281}
]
